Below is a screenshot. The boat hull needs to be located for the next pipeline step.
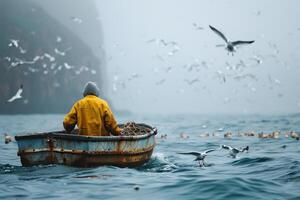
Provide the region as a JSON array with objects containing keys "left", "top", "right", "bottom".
[{"left": 15, "top": 124, "right": 157, "bottom": 167}]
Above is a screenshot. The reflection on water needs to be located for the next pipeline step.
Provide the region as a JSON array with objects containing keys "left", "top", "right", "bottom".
[{"left": 0, "top": 114, "right": 300, "bottom": 199}]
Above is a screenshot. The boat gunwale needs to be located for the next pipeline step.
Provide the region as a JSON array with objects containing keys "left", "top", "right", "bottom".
[{"left": 15, "top": 123, "right": 157, "bottom": 142}]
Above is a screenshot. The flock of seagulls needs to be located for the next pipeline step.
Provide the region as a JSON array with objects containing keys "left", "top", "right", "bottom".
[
  {"left": 178, "top": 144, "right": 249, "bottom": 167},
  {"left": 5, "top": 39, "right": 81, "bottom": 75},
  {"left": 175, "top": 129, "right": 297, "bottom": 168},
  {"left": 3, "top": 39, "right": 87, "bottom": 103},
  {"left": 2, "top": 14, "right": 98, "bottom": 104},
  {"left": 174, "top": 129, "right": 298, "bottom": 168},
  {"left": 1, "top": 12, "right": 92, "bottom": 105},
  {"left": 223, "top": 130, "right": 299, "bottom": 140},
  {"left": 159, "top": 130, "right": 300, "bottom": 141},
  {"left": 2, "top": 10, "right": 290, "bottom": 103},
  {"left": 111, "top": 24, "right": 288, "bottom": 103}
]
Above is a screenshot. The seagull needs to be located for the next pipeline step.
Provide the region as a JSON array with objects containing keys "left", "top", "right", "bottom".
[
  {"left": 165, "top": 66, "right": 172, "bottom": 73},
  {"left": 250, "top": 55, "right": 263, "bottom": 65},
  {"left": 184, "top": 78, "right": 200, "bottom": 85},
  {"left": 221, "top": 145, "right": 249, "bottom": 158},
  {"left": 128, "top": 73, "right": 139, "bottom": 81},
  {"left": 64, "top": 63, "right": 74, "bottom": 70},
  {"left": 4, "top": 133, "right": 13, "bottom": 144},
  {"left": 56, "top": 36, "right": 62, "bottom": 43},
  {"left": 8, "top": 39, "right": 19, "bottom": 48},
  {"left": 160, "top": 39, "right": 169, "bottom": 46},
  {"left": 290, "top": 131, "right": 299, "bottom": 140},
  {"left": 146, "top": 38, "right": 157, "bottom": 43},
  {"left": 55, "top": 47, "right": 72, "bottom": 56},
  {"left": 156, "top": 79, "right": 166, "bottom": 85},
  {"left": 178, "top": 148, "right": 218, "bottom": 167},
  {"left": 159, "top": 39, "right": 178, "bottom": 47},
  {"left": 215, "top": 70, "right": 226, "bottom": 83},
  {"left": 54, "top": 48, "right": 65, "bottom": 56},
  {"left": 180, "top": 132, "right": 189, "bottom": 139},
  {"left": 193, "top": 22, "right": 204, "bottom": 30},
  {"left": 4, "top": 57, "right": 11, "bottom": 62},
  {"left": 44, "top": 53, "right": 55, "bottom": 62},
  {"left": 209, "top": 25, "right": 254, "bottom": 55},
  {"left": 187, "top": 63, "right": 201, "bottom": 72},
  {"left": 71, "top": 17, "right": 82, "bottom": 24},
  {"left": 19, "top": 47, "right": 27, "bottom": 54},
  {"left": 6, "top": 84, "right": 23, "bottom": 103},
  {"left": 233, "top": 74, "right": 258, "bottom": 81}
]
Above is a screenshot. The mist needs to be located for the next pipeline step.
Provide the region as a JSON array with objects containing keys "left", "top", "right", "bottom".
[
  {"left": 96, "top": 0, "right": 300, "bottom": 115},
  {"left": 0, "top": 0, "right": 105, "bottom": 113}
]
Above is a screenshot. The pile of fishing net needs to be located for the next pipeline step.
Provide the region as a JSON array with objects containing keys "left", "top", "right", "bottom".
[{"left": 120, "top": 122, "right": 152, "bottom": 136}]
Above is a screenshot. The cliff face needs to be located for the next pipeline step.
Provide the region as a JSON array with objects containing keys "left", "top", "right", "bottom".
[{"left": 0, "top": 0, "right": 105, "bottom": 114}]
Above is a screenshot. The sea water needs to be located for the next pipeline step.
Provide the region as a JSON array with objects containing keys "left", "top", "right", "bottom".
[{"left": 0, "top": 113, "right": 299, "bottom": 200}]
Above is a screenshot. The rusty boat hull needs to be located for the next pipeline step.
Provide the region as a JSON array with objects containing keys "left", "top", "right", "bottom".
[{"left": 15, "top": 124, "right": 157, "bottom": 167}]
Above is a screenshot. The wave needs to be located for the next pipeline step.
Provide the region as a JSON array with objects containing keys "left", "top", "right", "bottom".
[
  {"left": 154, "top": 176, "right": 287, "bottom": 200},
  {"left": 275, "top": 160, "right": 300, "bottom": 183},
  {"left": 0, "top": 163, "right": 80, "bottom": 180},
  {"left": 231, "top": 157, "right": 274, "bottom": 166},
  {"left": 0, "top": 164, "right": 20, "bottom": 174},
  {"left": 136, "top": 152, "right": 178, "bottom": 172}
]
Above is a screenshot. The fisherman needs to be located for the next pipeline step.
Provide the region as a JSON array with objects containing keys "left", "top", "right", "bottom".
[{"left": 63, "top": 81, "right": 121, "bottom": 136}]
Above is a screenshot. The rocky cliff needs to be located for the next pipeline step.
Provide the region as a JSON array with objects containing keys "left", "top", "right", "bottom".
[{"left": 0, "top": 0, "right": 105, "bottom": 114}]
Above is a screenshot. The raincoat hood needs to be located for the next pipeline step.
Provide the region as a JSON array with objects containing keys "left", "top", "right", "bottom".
[{"left": 83, "top": 82, "right": 99, "bottom": 97}]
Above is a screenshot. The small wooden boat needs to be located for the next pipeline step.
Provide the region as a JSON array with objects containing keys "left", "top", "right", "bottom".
[{"left": 15, "top": 124, "right": 157, "bottom": 167}]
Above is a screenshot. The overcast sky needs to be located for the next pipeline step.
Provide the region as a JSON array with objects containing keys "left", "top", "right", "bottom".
[{"left": 95, "top": 0, "right": 300, "bottom": 114}]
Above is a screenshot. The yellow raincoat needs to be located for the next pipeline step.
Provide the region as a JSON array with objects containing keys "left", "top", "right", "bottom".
[{"left": 63, "top": 95, "right": 121, "bottom": 136}]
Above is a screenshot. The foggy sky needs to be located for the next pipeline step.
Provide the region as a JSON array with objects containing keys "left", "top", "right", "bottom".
[{"left": 95, "top": 0, "right": 300, "bottom": 114}]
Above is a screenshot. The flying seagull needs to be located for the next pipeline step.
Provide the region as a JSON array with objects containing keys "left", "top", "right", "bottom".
[
  {"left": 193, "top": 22, "right": 204, "bottom": 30},
  {"left": 209, "top": 25, "right": 254, "bottom": 55},
  {"left": 178, "top": 149, "right": 218, "bottom": 167},
  {"left": 221, "top": 145, "right": 249, "bottom": 158},
  {"left": 71, "top": 17, "right": 82, "bottom": 24},
  {"left": 6, "top": 84, "right": 23, "bottom": 103}
]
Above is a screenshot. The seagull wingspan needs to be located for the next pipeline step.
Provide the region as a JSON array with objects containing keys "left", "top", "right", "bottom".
[
  {"left": 241, "top": 146, "right": 249, "bottom": 152},
  {"left": 6, "top": 96, "right": 17, "bottom": 103},
  {"left": 209, "top": 25, "right": 228, "bottom": 43},
  {"left": 204, "top": 149, "right": 217, "bottom": 154},
  {"left": 6, "top": 94, "right": 21, "bottom": 103},
  {"left": 178, "top": 152, "right": 200, "bottom": 156},
  {"left": 231, "top": 40, "right": 255, "bottom": 46}
]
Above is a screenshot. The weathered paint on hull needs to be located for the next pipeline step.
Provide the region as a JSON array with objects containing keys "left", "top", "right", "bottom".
[
  {"left": 19, "top": 149, "right": 154, "bottom": 167},
  {"left": 15, "top": 124, "right": 157, "bottom": 167}
]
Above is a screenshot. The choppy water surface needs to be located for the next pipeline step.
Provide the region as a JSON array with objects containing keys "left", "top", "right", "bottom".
[{"left": 0, "top": 114, "right": 300, "bottom": 200}]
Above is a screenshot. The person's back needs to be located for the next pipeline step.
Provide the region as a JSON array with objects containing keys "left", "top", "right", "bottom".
[{"left": 63, "top": 82, "right": 121, "bottom": 136}]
